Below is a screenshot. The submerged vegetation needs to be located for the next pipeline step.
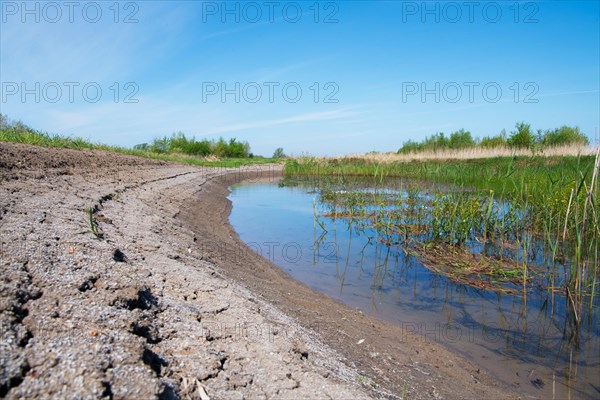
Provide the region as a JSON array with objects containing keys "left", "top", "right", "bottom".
[
  {"left": 285, "top": 148, "right": 600, "bottom": 332},
  {"left": 0, "top": 114, "right": 273, "bottom": 167}
]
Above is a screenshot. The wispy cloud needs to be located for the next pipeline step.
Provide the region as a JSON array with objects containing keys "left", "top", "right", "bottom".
[
  {"left": 198, "top": 20, "right": 272, "bottom": 41},
  {"left": 203, "top": 109, "right": 358, "bottom": 135}
]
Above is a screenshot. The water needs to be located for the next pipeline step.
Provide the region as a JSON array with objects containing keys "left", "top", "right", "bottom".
[{"left": 229, "top": 180, "right": 600, "bottom": 399}]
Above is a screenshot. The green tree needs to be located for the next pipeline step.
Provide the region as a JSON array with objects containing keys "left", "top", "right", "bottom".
[
  {"left": 398, "top": 140, "right": 423, "bottom": 154},
  {"left": 480, "top": 130, "right": 507, "bottom": 148},
  {"left": 150, "top": 136, "right": 170, "bottom": 153},
  {"left": 272, "top": 147, "right": 286, "bottom": 158},
  {"left": 187, "top": 139, "right": 212, "bottom": 156},
  {"left": 133, "top": 143, "right": 149, "bottom": 151},
  {"left": 508, "top": 122, "right": 535, "bottom": 148},
  {"left": 449, "top": 129, "right": 475, "bottom": 149},
  {"left": 423, "top": 132, "right": 449, "bottom": 151},
  {"left": 168, "top": 132, "right": 189, "bottom": 153},
  {"left": 226, "top": 138, "right": 248, "bottom": 157},
  {"left": 213, "top": 137, "right": 228, "bottom": 157},
  {"left": 543, "top": 126, "right": 589, "bottom": 146}
]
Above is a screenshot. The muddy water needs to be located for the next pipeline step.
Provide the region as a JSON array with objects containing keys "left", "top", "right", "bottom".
[{"left": 229, "top": 181, "right": 600, "bottom": 399}]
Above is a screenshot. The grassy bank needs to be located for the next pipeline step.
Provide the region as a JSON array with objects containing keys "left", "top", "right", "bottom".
[{"left": 0, "top": 119, "right": 277, "bottom": 168}]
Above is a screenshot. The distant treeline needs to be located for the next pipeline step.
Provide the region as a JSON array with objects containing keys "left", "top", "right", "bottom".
[
  {"left": 134, "top": 132, "right": 252, "bottom": 158},
  {"left": 398, "top": 123, "right": 590, "bottom": 154}
]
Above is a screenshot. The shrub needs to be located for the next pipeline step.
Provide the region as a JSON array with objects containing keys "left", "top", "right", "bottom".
[
  {"left": 273, "top": 147, "right": 286, "bottom": 158},
  {"left": 543, "top": 126, "right": 589, "bottom": 147},
  {"left": 507, "top": 122, "right": 536, "bottom": 149}
]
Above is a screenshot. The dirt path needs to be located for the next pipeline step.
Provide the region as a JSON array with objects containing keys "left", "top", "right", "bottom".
[{"left": 0, "top": 143, "right": 522, "bottom": 399}]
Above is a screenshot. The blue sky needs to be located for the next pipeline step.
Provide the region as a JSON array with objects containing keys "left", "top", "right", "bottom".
[{"left": 1, "top": 1, "right": 599, "bottom": 156}]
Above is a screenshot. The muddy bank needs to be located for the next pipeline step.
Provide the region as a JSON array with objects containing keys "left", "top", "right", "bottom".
[
  {"left": 181, "top": 168, "right": 522, "bottom": 399},
  {"left": 0, "top": 143, "right": 519, "bottom": 399},
  {"left": 0, "top": 143, "right": 369, "bottom": 399}
]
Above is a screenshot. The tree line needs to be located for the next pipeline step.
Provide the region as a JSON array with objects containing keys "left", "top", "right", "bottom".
[
  {"left": 134, "top": 132, "right": 252, "bottom": 158},
  {"left": 398, "top": 123, "right": 590, "bottom": 154}
]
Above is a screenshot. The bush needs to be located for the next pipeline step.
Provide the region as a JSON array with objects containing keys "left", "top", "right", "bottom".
[
  {"left": 423, "top": 132, "right": 449, "bottom": 151},
  {"left": 140, "top": 133, "right": 251, "bottom": 158},
  {"left": 508, "top": 122, "right": 535, "bottom": 149},
  {"left": 133, "top": 143, "right": 149, "bottom": 151},
  {"left": 398, "top": 140, "right": 423, "bottom": 154},
  {"left": 273, "top": 147, "right": 286, "bottom": 158},
  {"left": 449, "top": 129, "right": 475, "bottom": 149},
  {"left": 480, "top": 132, "right": 507, "bottom": 148},
  {"left": 543, "top": 126, "right": 589, "bottom": 147}
]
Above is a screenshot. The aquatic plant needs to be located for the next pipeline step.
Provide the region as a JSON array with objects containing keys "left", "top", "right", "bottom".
[{"left": 288, "top": 150, "right": 600, "bottom": 328}]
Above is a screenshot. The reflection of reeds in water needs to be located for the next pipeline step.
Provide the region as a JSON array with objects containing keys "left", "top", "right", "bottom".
[
  {"left": 313, "top": 196, "right": 596, "bottom": 397},
  {"left": 555, "top": 149, "right": 600, "bottom": 331},
  {"left": 301, "top": 150, "right": 600, "bottom": 351}
]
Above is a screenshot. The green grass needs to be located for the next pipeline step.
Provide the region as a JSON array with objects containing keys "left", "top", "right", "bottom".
[
  {"left": 284, "top": 155, "right": 597, "bottom": 198},
  {"left": 0, "top": 124, "right": 277, "bottom": 167},
  {"left": 287, "top": 152, "right": 600, "bottom": 326},
  {"left": 81, "top": 207, "right": 104, "bottom": 240}
]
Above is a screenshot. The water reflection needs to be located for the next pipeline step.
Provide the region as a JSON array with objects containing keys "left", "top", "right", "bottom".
[{"left": 229, "top": 180, "right": 600, "bottom": 399}]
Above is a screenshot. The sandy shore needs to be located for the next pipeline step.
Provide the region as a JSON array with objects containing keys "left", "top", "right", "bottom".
[{"left": 0, "top": 143, "right": 520, "bottom": 399}]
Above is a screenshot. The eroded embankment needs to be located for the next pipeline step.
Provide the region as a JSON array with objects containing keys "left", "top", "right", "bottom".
[{"left": 0, "top": 143, "right": 370, "bottom": 399}]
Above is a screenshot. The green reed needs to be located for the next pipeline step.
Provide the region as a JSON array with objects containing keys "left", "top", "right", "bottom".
[{"left": 291, "top": 151, "right": 600, "bottom": 325}]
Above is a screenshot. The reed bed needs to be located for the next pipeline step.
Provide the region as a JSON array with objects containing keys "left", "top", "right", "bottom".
[
  {"left": 286, "top": 150, "right": 600, "bottom": 329},
  {"left": 339, "top": 144, "right": 597, "bottom": 162}
]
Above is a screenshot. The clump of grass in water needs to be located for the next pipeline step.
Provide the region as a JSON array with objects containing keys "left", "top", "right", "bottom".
[
  {"left": 410, "top": 242, "right": 540, "bottom": 294},
  {"left": 298, "top": 151, "right": 600, "bottom": 321}
]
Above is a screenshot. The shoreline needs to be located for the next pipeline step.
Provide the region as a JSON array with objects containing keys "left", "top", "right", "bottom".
[
  {"left": 0, "top": 143, "right": 519, "bottom": 399},
  {"left": 225, "top": 175, "right": 594, "bottom": 400},
  {"left": 180, "top": 165, "right": 522, "bottom": 399}
]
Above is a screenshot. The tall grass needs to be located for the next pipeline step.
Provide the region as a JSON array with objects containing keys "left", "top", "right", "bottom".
[
  {"left": 0, "top": 119, "right": 275, "bottom": 168},
  {"left": 0, "top": 123, "right": 100, "bottom": 150},
  {"left": 286, "top": 150, "right": 600, "bottom": 328},
  {"left": 284, "top": 153, "right": 597, "bottom": 195},
  {"left": 356, "top": 144, "right": 595, "bottom": 162}
]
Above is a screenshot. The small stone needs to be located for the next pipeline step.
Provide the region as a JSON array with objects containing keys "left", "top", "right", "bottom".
[{"left": 113, "top": 249, "right": 127, "bottom": 262}]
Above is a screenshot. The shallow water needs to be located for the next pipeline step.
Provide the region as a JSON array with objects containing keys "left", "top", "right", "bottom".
[{"left": 229, "top": 180, "right": 600, "bottom": 399}]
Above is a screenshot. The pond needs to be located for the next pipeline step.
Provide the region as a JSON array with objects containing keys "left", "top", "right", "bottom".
[{"left": 229, "top": 178, "right": 600, "bottom": 399}]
